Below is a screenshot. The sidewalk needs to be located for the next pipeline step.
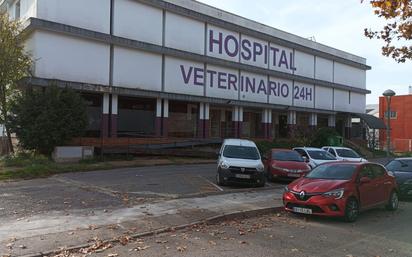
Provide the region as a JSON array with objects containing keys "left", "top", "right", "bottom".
[{"left": 0, "top": 189, "right": 283, "bottom": 257}]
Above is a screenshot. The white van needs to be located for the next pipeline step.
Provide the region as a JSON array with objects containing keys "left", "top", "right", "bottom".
[{"left": 216, "top": 139, "right": 265, "bottom": 187}]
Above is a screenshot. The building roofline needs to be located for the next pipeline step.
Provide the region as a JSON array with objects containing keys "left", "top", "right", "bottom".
[
  {"left": 160, "top": 0, "right": 369, "bottom": 68},
  {"left": 23, "top": 17, "right": 371, "bottom": 94}
]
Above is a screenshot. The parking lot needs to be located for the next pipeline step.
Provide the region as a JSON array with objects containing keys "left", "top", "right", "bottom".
[
  {"left": 87, "top": 201, "right": 412, "bottom": 257},
  {"left": 0, "top": 164, "right": 284, "bottom": 220}
]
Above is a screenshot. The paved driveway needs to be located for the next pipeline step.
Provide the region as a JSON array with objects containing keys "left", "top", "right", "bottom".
[
  {"left": 0, "top": 164, "right": 283, "bottom": 220},
  {"left": 89, "top": 201, "right": 412, "bottom": 257}
]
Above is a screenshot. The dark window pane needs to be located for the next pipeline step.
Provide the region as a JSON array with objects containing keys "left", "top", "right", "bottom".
[
  {"left": 223, "top": 145, "right": 260, "bottom": 160},
  {"left": 272, "top": 151, "right": 303, "bottom": 162},
  {"left": 168, "top": 101, "right": 198, "bottom": 138},
  {"left": 386, "top": 160, "right": 412, "bottom": 172},
  {"left": 306, "top": 164, "right": 357, "bottom": 180},
  {"left": 308, "top": 150, "right": 336, "bottom": 160},
  {"left": 118, "top": 97, "right": 155, "bottom": 136},
  {"left": 336, "top": 149, "right": 360, "bottom": 158}
]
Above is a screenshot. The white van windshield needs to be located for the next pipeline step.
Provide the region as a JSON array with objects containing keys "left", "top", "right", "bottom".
[{"left": 223, "top": 145, "right": 260, "bottom": 160}]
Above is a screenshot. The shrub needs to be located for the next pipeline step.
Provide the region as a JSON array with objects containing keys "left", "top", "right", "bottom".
[
  {"left": 311, "top": 127, "right": 340, "bottom": 148},
  {"left": 2, "top": 152, "right": 51, "bottom": 167},
  {"left": 7, "top": 86, "right": 88, "bottom": 155}
]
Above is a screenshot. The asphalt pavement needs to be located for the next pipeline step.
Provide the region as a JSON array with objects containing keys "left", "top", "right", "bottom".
[
  {"left": 0, "top": 163, "right": 284, "bottom": 256},
  {"left": 85, "top": 201, "right": 412, "bottom": 257},
  {"left": 0, "top": 164, "right": 283, "bottom": 220}
]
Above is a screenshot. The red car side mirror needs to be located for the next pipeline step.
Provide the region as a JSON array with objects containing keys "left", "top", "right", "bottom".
[{"left": 360, "top": 177, "right": 371, "bottom": 184}]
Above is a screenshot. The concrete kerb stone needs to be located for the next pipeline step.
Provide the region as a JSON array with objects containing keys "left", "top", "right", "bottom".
[{"left": 19, "top": 206, "right": 284, "bottom": 257}]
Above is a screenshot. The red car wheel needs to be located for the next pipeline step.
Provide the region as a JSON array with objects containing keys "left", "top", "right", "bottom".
[{"left": 344, "top": 198, "right": 359, "bottom": 223}]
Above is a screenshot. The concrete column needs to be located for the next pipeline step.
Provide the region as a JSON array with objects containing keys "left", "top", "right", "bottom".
[
  {"left": 204, "top": 103, "right": 210, "bottom": 138},
  {"left": 220, "top": 109, "right": 226, "bottom": 138},
  {"left": 267, "top": 109, "right": 273, "bottom": 139},
  {"left": 162, "top": 99, "right": 169, "bottom": 137},
  {"left": 261, "top": 109, "right": 272, "bottom": 139},
  {"left": 110, "top": 94, "right": 118, "bottom": 138},
  {"left": 155, "top": 98, "right": 162, "bottom": 137},
  {"left": 198, "top": 103, "right": 206, "bottom": 138},
  {"left": 273, "top": 113, "right": 279, "bottom": 139},
  {"left": 261, "top": 109, "right": 268, "bottom": 139},
  {"left": 232, "top": 106, "right": 243, "bottom": 138},
  {"left": 345, "top": 115, "right": 352, "bottom": 139},
  {"left": 101, "top": 93, "right": 110, "bottom": 138},
  {"left": 309, "top": 113, "right": 318, "bottom": 131},
  {"left": 287, "top": 110, "right": 297, "bottom": 138},
  {"left": 238, "top": 106, "right": 244, "bottom": 138},
  {"left": 328, "top": 114, "right": 336, "bottom": 128}
]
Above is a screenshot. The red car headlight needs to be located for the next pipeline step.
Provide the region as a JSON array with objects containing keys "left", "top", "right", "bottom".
[
  {"left": 272, "top": 165, "right": 288, "bottom": 172},
  {"left": 322, "top": 189, "right": 345, "bottom": 200}
]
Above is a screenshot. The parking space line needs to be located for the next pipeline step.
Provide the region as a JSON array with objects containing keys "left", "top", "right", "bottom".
[{"left": 198, "top": 176, "right": 224, "bottom": 192}]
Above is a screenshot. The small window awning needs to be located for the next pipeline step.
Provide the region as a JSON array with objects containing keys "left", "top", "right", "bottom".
[{"left": 353, "top": 113, "right": 386, "bottom": 129}]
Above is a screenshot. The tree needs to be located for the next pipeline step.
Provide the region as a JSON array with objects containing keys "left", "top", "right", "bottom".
[
  {"left": 0, "top": 13, "right": 32, "bottom": 153},
  {"left": 7, "top": 86, "right": 88, "bottom": 155},
  {"left": 364, "top": 0, "right": 412, "bottom": 62}
]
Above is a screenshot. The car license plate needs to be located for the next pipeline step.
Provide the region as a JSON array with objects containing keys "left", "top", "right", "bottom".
[
  {"left": 293, "top": 207, "right": 312, "bottom": 214},
  {"left": 288, "top": 173, "right": 301, "bottom": 178},
  {"left": 235, "top": 174, "right": 251, "bottom": 179}
]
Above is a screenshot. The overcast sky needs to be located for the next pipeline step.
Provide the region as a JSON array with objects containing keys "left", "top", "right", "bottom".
[{"left": 197, "top": 0, "right": 412, "bottom": 104}]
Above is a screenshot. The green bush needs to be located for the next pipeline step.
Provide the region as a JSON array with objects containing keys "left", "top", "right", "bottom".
[
  {"left": 7, "top": 86, "right": 88, "bottom": 155},
  {"left": 2, "top": 152, "right": 51, "bottom": 167},
  {"left": 311, "top": 127, "right": 340, "bottom": 148},
  {"left": 255, "top": 140, "right": 276, "bottom": 156}
]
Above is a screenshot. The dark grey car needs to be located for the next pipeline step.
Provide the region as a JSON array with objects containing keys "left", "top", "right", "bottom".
[{"left": 385, "top": 158, "right": 412, "bottom": 198}]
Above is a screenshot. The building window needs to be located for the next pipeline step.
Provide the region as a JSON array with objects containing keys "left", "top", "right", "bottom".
[
  {"left": 15, "top": 0, "right": 21, "bottom": 19},
  {"left": 82, "top": 93, "right": 102, "bottom": 138},
  {"left": 384, "top": 111, "right": 397, "bottom": 119},
  {"left": 168, "top": 101, "right": 198, "bottom": 138},
  {"left": 118, "top": 97, "right": 156, "bottom": 137}
]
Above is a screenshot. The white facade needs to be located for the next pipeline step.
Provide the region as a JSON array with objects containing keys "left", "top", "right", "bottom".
[{"left": 1, "top": 0, "right": 370, "bottom": 115}]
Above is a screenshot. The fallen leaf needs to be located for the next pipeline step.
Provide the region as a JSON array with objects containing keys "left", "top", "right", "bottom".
[
  {"left": 291, "top": 248, "right": 299, "bottom": 252},
  {"left": 107, "top": 254, "right": 118, "bottom": 257},
  {"left": 118, "top": 236, "right": 132, "bottom": 246},
  {"left": 208, "top": 240, "right": 217, "bottom": 245},
  {"left": 88, "top": 224, "right": 98, "bottom": 230},
  {"left": 177, "top": 246, "right": 187, "bottom": 252}
]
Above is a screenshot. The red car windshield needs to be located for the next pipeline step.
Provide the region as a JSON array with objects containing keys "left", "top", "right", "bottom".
[
  {"left": 306, "top": 164, "right": 357, "bottom": 180},
  {"left": 272, "top": 151, "right": 304, "bottom": 162}
]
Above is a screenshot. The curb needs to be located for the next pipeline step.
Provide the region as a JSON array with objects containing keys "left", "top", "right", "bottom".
[{"left": 19, "top": 205, "right": 284, "bottom": 257}]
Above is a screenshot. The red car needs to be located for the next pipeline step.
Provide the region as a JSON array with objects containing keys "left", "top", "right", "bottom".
[
  {"left": 265, "top": 149, "right": 311, "bottom": 181},
  {"left": 283, "top": 162, "right": 399, "bottom": 222}
]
